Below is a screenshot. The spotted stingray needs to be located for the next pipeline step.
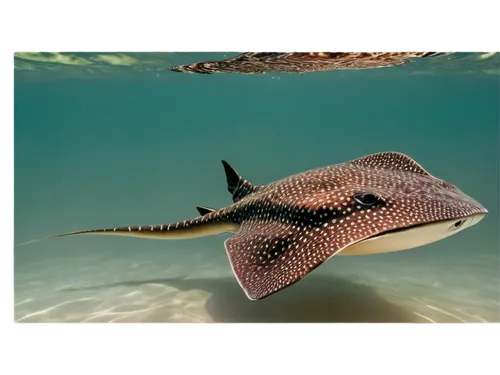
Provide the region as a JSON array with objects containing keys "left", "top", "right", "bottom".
[
  {"left": 26, "top": 152, "right": 487, "bottom": 300},
  {"left": 168, "top": 52, "right": 445, "bottom": 74}
]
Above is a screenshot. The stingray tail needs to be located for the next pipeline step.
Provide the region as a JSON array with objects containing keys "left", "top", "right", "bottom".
[{"left": 15, "top": 210, "right": 239, "bottom": 247}]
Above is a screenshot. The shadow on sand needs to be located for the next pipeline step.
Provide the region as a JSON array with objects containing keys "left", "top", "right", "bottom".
[{"left": 61, "top": 273, "right": 422, "bottom": 323}]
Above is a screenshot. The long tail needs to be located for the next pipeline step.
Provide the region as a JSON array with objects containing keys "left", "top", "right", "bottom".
[{"left": 16, "top": 211, "right": 240, "bottom": 247}]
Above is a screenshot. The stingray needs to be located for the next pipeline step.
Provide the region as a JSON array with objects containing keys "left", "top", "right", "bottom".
[
  {"left": 168, "top": 52, "right": 446, "bottom": 74},
  {"left": 21, "top": 152, "right": 487, "bottom": 300}
]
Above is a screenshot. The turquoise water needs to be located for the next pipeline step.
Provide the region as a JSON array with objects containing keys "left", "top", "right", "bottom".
[{"left": 14, "top": 52, "right": 499, "bottom": 322}]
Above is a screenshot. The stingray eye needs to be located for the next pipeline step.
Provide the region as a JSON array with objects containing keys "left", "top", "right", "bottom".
[{"left": 353, "top": 192, "right": 381, "bottom": 206}]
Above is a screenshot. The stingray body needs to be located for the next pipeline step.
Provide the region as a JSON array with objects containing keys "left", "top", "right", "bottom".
[
  {"left": 34, "top": 152, "right": 486, "bottom": 300},
  {"left": 168, "top": 52, "right": 445, "bottom": 74}
]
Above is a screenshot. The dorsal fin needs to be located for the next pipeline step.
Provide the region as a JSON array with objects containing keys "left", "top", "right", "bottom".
[
  {"left": 221, "top": 160, "right": 261, "bottom": 202},
  {"left": 349, "top": 152, "right": 431, "bottom": 175},
  {"left": 196, "top": 206, "right": 216, "bottom": 216}
]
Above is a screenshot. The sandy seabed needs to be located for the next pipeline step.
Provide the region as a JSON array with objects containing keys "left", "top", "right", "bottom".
[{"left": 14, "top": 248, "right": 500, "bottom": 323}]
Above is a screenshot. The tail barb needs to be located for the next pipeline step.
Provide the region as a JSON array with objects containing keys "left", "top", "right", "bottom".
[{"left": 196, "top": 206, "right": 216, "bottom": 215}]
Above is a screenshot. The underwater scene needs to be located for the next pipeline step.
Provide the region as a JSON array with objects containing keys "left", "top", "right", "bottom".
[{"left": 14, "top": 52, "right": 499, "bottom": 323}]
